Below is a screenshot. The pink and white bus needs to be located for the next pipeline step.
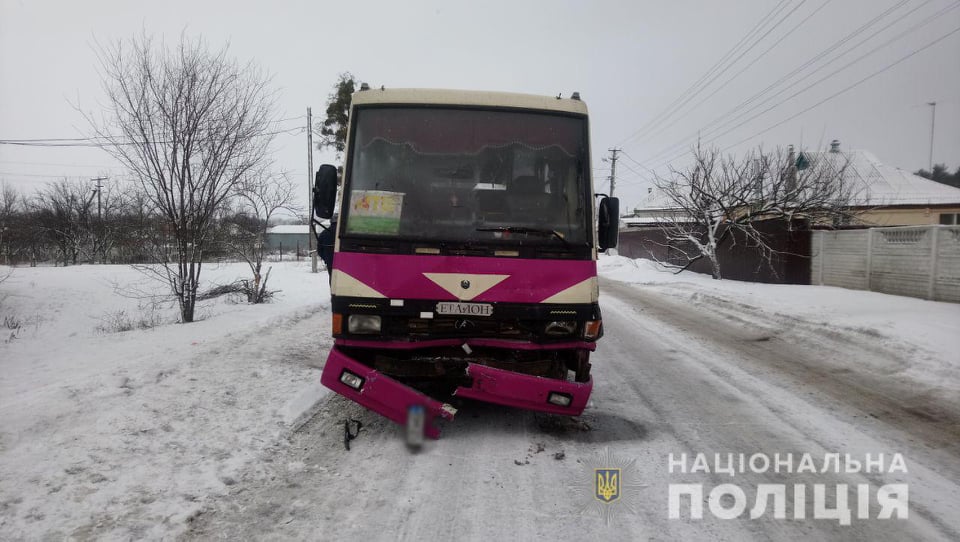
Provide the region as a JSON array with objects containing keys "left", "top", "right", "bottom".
[{"left": 313, "top": 87, "right": 618, "bottom": 439}]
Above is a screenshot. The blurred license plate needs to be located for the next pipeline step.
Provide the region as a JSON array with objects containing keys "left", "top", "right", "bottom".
[{"left": 436, "top": 302, "right": 493, "bottom": 316}]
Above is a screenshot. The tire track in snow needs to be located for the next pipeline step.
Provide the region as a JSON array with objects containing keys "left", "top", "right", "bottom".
[
  {"left": 184, "top": 281, "right": 960, "bottom": 540},
  {"left": 599, "top": 280, "right": 960, "bottom": 540}
]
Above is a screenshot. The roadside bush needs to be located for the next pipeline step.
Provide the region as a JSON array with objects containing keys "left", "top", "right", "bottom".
[
  {"left": 95, "top": 307, "right": 163, "bottom": 334},
  {"left": 3, "top": 313, "right": 22, "bottom": 342}
]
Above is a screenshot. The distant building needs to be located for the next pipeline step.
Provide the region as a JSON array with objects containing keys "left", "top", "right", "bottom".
[
  {"left": 795, "top": 143, "right": 960, "bottom": 226},
  {"left": 627, "top": 142, "right": 960, "bottom": 227},
  {"left": 264, "top": 224, "right": 311, "bottom": 252}
]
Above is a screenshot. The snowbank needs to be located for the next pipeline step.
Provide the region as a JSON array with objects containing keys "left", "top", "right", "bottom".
[
  {"left": 598, "top": 255, "right": 960, "bottom": 392},
  {"left": 0, "top": 261, "right": 332, "bottom": 539}
]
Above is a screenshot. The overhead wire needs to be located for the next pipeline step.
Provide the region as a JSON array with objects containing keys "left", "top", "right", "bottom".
[
  {"left": 0, "top": 160, "right": 118, "bottom": 169},
  {"left": 0, "top": 118, "right": 309, "bottom": 181},
  {"left": 639, "top": 22, "right": 960, "bottom": 177},
  {"left": 0, "top": 114, "right": 310, "bottom": 148},
  {"left": 618, "top": 151, "right": 657, "bottom": 181},
  {"left": 0, "top": 126, "right": 305, "bottom": 148},
  {"left": 635, "top": 0, "right": 958, "bottom": 174},
  {"left": 636, "top": 0, "right": 833, "bottom": 146},
  {"left": 624, "top": 0, "right": 810, "bottom": 149},
  {"left": 632, "top": 0, "right": 924, "bottom": 169},
  {"left": 718, "top": 24, "right": 960, "bottom": 153},
  {"left": 614, "top": 0, "right": 793, "bottom": 148}
]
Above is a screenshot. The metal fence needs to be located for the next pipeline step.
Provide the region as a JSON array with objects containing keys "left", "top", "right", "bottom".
[
  {"left": 618, "top": 219, "right": 812, "bottom": 284},
  {"left": 811, "top": 225, "right": 960, "bottom": 302}
]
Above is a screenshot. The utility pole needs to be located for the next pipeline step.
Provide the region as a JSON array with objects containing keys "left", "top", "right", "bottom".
[
  {"left": 91, "top": 176, "right": 106, "bottom": 221},
  {"left": 91, "top": 176, "right": 107, "bottom": 263},
  {"left": 927, "top": 101, "right": 936, "bottom": 171},
  {"left": 607, "top": 148, "right": 620, "bottom": 197},
  {"left": 307, "top": 107, "right": 318, "bottom": 273}
]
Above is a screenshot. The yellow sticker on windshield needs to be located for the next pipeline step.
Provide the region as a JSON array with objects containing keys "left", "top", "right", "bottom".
[{"left": 347, "top": 190, "right": 405, "bottom": 235}]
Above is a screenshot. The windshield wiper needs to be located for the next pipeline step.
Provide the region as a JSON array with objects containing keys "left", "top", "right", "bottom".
[{"left": 476, "top": 226, "right": 570, "bottom": 246}]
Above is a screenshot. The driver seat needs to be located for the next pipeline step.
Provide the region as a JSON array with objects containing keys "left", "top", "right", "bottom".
[{"left": 508, "top": 176, "right": 549, "bottom": 216}]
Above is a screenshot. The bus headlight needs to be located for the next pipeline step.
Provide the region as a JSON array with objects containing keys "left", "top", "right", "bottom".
[
  {"left": 339, "top": 370, "right": 365, "bottom": 390},
  {"left": 544, "top": 321, "right": 577, "bottom": 336},
  {"left": 348, "top": 314, "right": 382, "bottom": 334}
]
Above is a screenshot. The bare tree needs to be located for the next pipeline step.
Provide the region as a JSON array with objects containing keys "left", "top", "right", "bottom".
[
  {"left": 225, "top": 170, "right": 301, "bottom": 303},
  {"left": 85, "top": 178, "right": 128, "bottom": 264},
  {"left": 10, "top": 197, "right": 49, "bottom": 267},
  {"left": 0, "top": 182, "right": 18, "bottom": 265},
  {"left": 31, "top": 179, "right": 98, "bottom": 266},
  {"left": 653, "top": 145, "right": 858, "bottom": 279},
  {"left": 90, "top": 32, "right": 277, "bottom": 322},
  {"left": 111, "top": 186, "right": 160, "bottom": 264}
]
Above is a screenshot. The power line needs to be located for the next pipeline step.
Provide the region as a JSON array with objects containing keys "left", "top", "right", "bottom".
[
  {"left": 0, "top": 170, "right": 118, "bottom": 178},
  {"left": 615, "top": 0, "right": 793, "bottom": 148},
  {"left": 639, "top": 23, "right": 960, "bottom": 175},
  {"left": 618, "top": 151, "right": 657, "bottom": 180},
  {"left": 0, "top": 160, "right": 118, "bottom": 169},
  {"left": 0, "top": 116, "right": 309, "bottom": 148},
  {"left": 618, "top": 0, "right": 793, "bottom": 147},
  {"left": 614, "top": 161, "right": 649, "bottom": 184},
  {"left": 0, "top": 116, "right": 306, "bottom": 142},
  {"left": 626, "top": 0, "right": 809, "bottom": 148},
  {"left": 632, "top": 0, "right": 919, "bottom": 167},
  {"left": 638, "top": 0, "right": 833, "bottom": 145},
  {"left": 718, "top": 25, "right": 960, "bottom": 153},
  {"left": 0, "top": 125, "right": 305, "bottom": 148},
  {"left": 638, "top": 0, "right": 956, "bottom": 172}
]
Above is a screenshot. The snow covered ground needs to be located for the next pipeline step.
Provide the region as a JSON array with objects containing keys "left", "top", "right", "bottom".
[
  {"left": 0, "top": 261, "right": 332, "bottom": 539},
  {"left": 599, "top": 256, "right": 960, "bottom": 403},
  {"left": 1, "top": 256, "right": 958, "bottom": 539}
]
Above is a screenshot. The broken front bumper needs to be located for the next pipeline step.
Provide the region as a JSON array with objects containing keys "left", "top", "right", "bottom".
[
  {"left": 320, "top": 345, "right": 593, "bottom": 439},
  {"left": 320, "top": 347, "right": 457, "bottom": 439}
]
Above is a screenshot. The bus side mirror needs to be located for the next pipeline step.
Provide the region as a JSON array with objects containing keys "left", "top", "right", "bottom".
[
  {"left": 597, "top": 196, "right": 619, "bottom": 250},
  {"left": 313, "top": 164, "right": 338, "bottom": 219}
]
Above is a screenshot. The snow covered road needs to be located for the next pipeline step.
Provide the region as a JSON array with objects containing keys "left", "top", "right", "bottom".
[
  {"left": 2, "top": 260, "right": 957, "bottom": 539},
  {"left": 184, "top": 277, "right": 960, "bottom": 541}
]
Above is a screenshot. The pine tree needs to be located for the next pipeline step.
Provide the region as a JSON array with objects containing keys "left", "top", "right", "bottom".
[{"left": 318, "top": 72, "right": 358, "bottom": 160}]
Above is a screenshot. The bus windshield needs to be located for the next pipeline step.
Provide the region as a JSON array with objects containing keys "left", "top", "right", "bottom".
[{"left": 341, "top": 107, "right": 591, "bottom": 246}]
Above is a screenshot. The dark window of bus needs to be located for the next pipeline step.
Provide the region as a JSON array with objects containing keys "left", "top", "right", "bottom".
[{"left": 342, "top": 107, "right": 589, "bottom": 245}]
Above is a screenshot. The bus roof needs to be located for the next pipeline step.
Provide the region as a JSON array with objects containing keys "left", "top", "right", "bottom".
[{"left": 350, "top": 88, "right": 589, "bottom": 115}]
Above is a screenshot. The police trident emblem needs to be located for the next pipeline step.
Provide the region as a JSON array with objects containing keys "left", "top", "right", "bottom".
[
  {"left": 573, "top": 448, "right": 644, "bottom": 524},
  {"left": 595, "top": 468, "right": 621, "bottom": 503}
]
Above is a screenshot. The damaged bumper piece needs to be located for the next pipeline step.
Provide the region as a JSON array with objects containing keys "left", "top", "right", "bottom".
[
  {"left": 321, "top": 347, "right": 457, "bottom": 439},
  {"left": 453, "top": 363, "right": 592, "bottom": 416},
  {"left": 320, "top": 346, "right": 593, "bottom": 439}
]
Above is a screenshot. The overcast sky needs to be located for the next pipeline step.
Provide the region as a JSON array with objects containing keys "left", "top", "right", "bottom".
[{"left": 1, "top": 0, "right": 958, "bottom": 212}]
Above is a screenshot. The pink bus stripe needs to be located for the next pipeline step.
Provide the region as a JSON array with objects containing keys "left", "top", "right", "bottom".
[{"left": 334, "top": 253, "right": 596, "bottom": 303}]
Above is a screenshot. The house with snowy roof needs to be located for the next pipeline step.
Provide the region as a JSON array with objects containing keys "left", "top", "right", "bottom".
[
  {"left": 626, "top": 141, "right": 960, "bottom": 227},
  {"left": 794, "top": 141, "right": 960, "bottom": 226}
]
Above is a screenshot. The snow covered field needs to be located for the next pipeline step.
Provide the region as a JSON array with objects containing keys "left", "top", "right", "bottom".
[
  {"left": 0, "top": 261, "right": 332, "bottom": 539},
  {"left": 1, "top": 257, "right": 958, "bottom": 540}
]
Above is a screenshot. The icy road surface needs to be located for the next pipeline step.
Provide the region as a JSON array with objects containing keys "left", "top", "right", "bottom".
[{"left": 185, "top": 278, "right": 960, "bottom": 541}]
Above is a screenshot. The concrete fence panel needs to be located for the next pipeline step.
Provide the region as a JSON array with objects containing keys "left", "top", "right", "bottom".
[
  {"left": 935, "top": 228, "right": 960, "bottom": 302},
  {"left": 812, "top": 225, "right": 960, "bottom": 303}
]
